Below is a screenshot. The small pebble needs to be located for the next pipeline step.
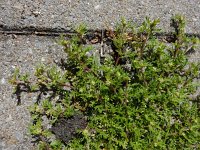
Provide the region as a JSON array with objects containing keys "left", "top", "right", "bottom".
[
  {"left": 32, "top": 10, "right": 41, "bottom": 17},
  {"left": 94, "top": 5, "right": 101, "bottom": 10},
  {"left": 41, "top": 57, "right": 45, "bottom": 62},
  {"left": 1, "top": 78, "right": 6, "bottom": 85}
]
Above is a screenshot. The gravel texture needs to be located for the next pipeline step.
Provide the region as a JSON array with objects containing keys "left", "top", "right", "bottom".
[
  {"left": 0, "top": 0, "right": 200, "bottom": 149},
  {"left": 0, "top": 0, "right": 200, "bottom": 33},
  {"left": 0, "top": 34, "right": 65, "bottom": 150}
]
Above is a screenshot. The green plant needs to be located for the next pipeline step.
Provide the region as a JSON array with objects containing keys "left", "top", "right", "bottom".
[{"left": 10, "top": 15, "right": 200, "bottom": 150}]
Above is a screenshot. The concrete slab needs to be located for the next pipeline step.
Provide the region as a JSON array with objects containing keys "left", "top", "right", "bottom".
[
  {"left": 0, "top": 0, "right": 200, "bottom": 33},
  {"left": 0, "top": 0, "right": 199, "bottom": 149},
  {"left": 0, "top": 34, "right": 64, "bottom": 149}
]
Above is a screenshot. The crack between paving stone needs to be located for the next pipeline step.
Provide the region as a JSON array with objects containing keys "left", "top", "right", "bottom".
[{"left": 0, "top": 24, "right": 200, "bottom": 42}]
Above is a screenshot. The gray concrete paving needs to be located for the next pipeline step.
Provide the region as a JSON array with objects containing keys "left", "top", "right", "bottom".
[
  {"left": 0, "top": 0, "right": 200, "bottom": 149},
  {"left": 0, "top": 35, "right": 64, "bottom": 149},
  {"left": 0, "top": 0, "right": 200, "bottom": 33}
]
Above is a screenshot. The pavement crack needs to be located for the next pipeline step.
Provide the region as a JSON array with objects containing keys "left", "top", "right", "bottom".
[{"left": 0, "top": 25, "right": 200, "bottom": 43}]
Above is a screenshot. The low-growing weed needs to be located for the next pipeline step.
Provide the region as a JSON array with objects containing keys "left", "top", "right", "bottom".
[{"left": 10, "top": 15, "right": 200, "bottom": 149}]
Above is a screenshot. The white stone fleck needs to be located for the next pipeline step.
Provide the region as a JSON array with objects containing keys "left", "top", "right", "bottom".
[
  {"left": 1, "top": 78, "right": 6, "bottom": 84},
  {"left": 94, "top": 5, "right": 101, "bottom": 10},
  {"left": 32, "top": 10, "right": 41, "bottom": 16},
  {"left": 41, "top": 57, "right": 45, "bottom": 62},
  {"left": 192, "top": 18, "right": 197, "bottom": 21}
]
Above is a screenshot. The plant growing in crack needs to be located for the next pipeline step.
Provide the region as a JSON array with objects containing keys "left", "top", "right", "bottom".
[{"left": 10, "top": 15, "right": 200, "bottom": 150}]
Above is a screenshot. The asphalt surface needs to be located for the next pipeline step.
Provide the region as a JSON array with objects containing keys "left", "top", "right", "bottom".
[{"left": 0, "top": 0, "right": 199, "bottom": 149}]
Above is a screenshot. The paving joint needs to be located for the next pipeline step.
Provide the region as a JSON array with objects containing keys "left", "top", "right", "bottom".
[{"left": 0, "top": 24, "right": 200, "bottom": 38}]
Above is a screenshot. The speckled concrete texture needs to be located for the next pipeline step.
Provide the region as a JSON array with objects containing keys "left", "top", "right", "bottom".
[
  {"left": 0, "top": 35, "right": 65, "bottom": 149},
  {"left": 0, "top": 0, "right": 199, "bottom": 149},
  {"left": 0, "top": 0, "right": 200, "bottom": 33}
]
